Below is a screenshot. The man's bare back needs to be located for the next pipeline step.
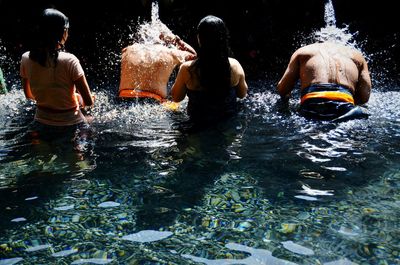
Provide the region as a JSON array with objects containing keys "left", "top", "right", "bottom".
[
  {"left": 118, "top": 20, "right": 197, "bottom": 101},
  {"left": 119, "top": 43, "right": 196, "bottom": 99},
  {"left": 298, "top": 42, "right": 363, "bottom": 92},
  {"left": 278, "top": 42, "right": 371, "bottom": 105}
]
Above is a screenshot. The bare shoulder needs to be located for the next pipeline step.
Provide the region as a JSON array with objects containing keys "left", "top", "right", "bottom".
[
  {"left": 22, "top": 51, "right": 30, "bottom": 59},
  {"left": 285, "top": 46, "right": 312, "bottom": 64},
  {"left": 122, "top": 43, "right": 141, "bottom": 54},
  {"left": 338, "top": 45, "right": 368, "bottom": 67},
  {"left": 228, "top": 58, "right": 244, "bottom": 74},
  {"left": 351, "top": 48, "right": 367, "bottom": 62},
  {"left": 228, "top": 57, "right": 240, "bottom": 65},
  {"left": 295, "top": 43, "right": 320, "bottom": 56},
  {"left": 177, "top": 60, "right": 195, "bottom": 78}
]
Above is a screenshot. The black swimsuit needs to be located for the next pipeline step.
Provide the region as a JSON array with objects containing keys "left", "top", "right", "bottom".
[{"left": 187, "top": 88, "right": 238, "bottom": 123}]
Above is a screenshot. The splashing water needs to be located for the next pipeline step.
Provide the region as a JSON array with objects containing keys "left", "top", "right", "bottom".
[
  {"left": 151, "top": 0, "right": 160, "bottom": 23},
  {"left": 313, "top": 0, "right": 357, "bottom": 48},
  {"left": 324, "top": 0, "right": 336, "bottom": 27},
  {"left": 91, "top": 0, "right": 176, "bottom": 96},
  {"left": 135, "top": 1, "right": 174, "bottom": 45},
  {"left": 310, "top": 0, "right": 396, "bottom": 86},
  {"left": 0, "top": 39, "right": 19, "bottom": 92},
  {"left": 1, "top": 2, "right": 400, "bottom": 265},
  {"left": 0, "top": 40, "right": 7, "bottom": 68}
]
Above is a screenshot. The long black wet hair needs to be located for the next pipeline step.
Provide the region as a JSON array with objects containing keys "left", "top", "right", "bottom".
[
  {"left": 29, "top": 8, "right": 69, "bottom": 67},
  {"left": 192, "top": 15, "right": 231, "bottom": 95}
]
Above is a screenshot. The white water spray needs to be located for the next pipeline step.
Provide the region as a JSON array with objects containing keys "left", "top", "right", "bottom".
[
  {"left": 151, "top": 1, "right": 160, "bottom": 23},
  {"left": 324, "top": 0, "right": 336, "bottom": 27},
  {"left": 313, "top": 0, "right": 356, "bottom": 46},
  {"left": 135, "top": 1, "right": 174, "bottom": 45}
]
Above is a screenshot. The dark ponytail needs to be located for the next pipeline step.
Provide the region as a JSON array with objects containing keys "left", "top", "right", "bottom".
[{"left": 29, "top": 8, "right": 69, "bottom": 67}]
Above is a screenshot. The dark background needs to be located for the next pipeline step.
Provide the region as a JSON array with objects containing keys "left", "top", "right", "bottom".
[{"left": 0, "top": 0, "right": 399, "bottom": 89}]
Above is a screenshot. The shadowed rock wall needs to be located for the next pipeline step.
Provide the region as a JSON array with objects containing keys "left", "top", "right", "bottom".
[{"left": 0, "top": 0, "right": 398, "bottom": 84}]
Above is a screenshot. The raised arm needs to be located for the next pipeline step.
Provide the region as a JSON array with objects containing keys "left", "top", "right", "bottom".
[
  {"left": 160, "top": 32, "right": 197, "bottom": 61},
  {"left": 173, "top": 36, "right": 197, "bottom": 58},
  {"left": 277, "top": 51, "right": 300, "bottom": 101}
]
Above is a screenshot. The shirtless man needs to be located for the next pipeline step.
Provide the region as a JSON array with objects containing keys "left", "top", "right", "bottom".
[
  {"left": 119, "top": 26, "right": 196, "bottom": 102},
  {"left": 277, "top": 42, "right": 371, "bottom": 120}
]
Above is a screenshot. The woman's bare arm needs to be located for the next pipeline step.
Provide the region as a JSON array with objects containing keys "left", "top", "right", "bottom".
[
  {"left": 74, "top": 75, "right": 94, "bottom": 107},
  {"left": 171, "top": 64, "right": 189, "bottom": 102}
]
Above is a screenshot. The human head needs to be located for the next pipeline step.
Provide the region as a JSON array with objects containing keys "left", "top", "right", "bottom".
[
  {"left": 197, "top": 15, "right": 229, "bottom": 54},
  {"left": 30, "top": 8, "right": 69, "bottom": 66},
  {"left": 38, "top": 8, "right": 69, "bottom": 50}
]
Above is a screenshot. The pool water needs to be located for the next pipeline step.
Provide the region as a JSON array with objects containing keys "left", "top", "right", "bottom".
[
  {"left": 1, "top": 0, "right": 399, "bottom": 262},
  {"left": 0, "top": 78, "right": 399, "bottom": 264}
]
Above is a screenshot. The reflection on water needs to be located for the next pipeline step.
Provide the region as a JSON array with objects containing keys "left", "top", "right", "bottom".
[
  {"left": 1, "top": 2, "right": 400, "bottom": 265},
  {"left": 1, "top": 81, "right": 400, "bottom": 264}
]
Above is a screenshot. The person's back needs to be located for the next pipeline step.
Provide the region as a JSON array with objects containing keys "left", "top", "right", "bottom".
[
  {"left": 277, "top": 41, "right": 371, "bottom": 121},
  {"left": 297, "top": 42, "right": 365, "bottom": 95},
  {"left": 21, "top": 8, "right": 94, "bottom": 127},
  {"left": 118, "top": 20, "right": 196, "bottom": 102},
  {"left": 177, "top": 58, "right": 247, "bottom": 121},
  {"left": 119, "top": 43, "right": 192, "bottom": 99},
  {"left": 171, "top": 15, "right": 248, "bottom": 124}
]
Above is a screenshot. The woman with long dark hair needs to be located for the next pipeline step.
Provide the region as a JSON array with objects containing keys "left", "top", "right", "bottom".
[
  {"left": 171, "top": 15, "right": 248, "bottom": 123},
  {"left": 20, "top": 8, "right": 94, "bottom": 128}
]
